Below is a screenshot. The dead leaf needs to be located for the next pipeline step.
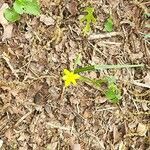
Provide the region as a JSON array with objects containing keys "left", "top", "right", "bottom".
[
  {"left": 144, "top": 73, "right": 150, "bottom": 85},
  {"left": 5, "top": 129, "right": 14, "bottom": 142},
  {"left": 0, "top": 139, "right": 3, "bottom": 148},
  {"left": 136, "top": 123, "right": 148, "bottom": 136},
  {"left": 0, "top": 3, "right": 13, "bottom": 40},
  {"left": 113, "top": 125, "right": 121, "bottom": 143},
  {"left": 95, "top": 96, "right": 107, "bottom": 104},
  {"left": 141, "top": 102, "right": 149, "bottom": 111},
  {"left": 119, "top": 141, "right": 126, "bottom": 150},
  {"left": 107, "top": 0, "right": 120, "bottom": 8},
  {"left": 68, "top": 0, "right": 78, "bottom": 16},
  {"left": 2, "top": 24, "right": 13, "bottom": 40},
  {"left": 72, "top": 144, "right": 81, "bottom": 150},
  {"left": 18, "top": 133, "right": 27, "bottom": 141},
  {"left": 40, "top": 14, "right": 55, "bottom": 26},
  {"left": 0, "top": 3, "right": 8, "bottom": 25},
  {"left": 46, "top": 142, "right": 58, "bottom": 150},
  {"left": 130, "top": 52, "right": 143, "bottom": 61}
]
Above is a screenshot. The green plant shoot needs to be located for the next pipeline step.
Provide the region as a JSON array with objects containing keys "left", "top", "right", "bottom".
[
  {"left": 62, "top": 63, "right": 144, "bottom": 104},
  {"left": 104, "top": 77, "right": 121, "bottom": 103},
  {"left": 80, "top": 6, "right": 96, "bottom": 35},
  {"left": 4, "top": 0, "right": 40, "bottom": 22}
]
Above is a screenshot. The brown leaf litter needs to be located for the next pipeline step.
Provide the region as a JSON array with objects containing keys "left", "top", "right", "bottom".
[{"left": 0, "top": 0, "right": 150, "bottom": 149}]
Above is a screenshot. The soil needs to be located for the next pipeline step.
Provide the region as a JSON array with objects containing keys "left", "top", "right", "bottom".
[{"left": 0, "top": 0, "right": 150, "bottom": 150}]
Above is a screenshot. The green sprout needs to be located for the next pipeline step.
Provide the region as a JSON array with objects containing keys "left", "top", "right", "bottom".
[
  {"left": 80, "top": 6, "right": 96, "bottom": 35},
  {"left": 4, "top": 0, "right": 40, "bottom": 22},
  {"left": 104, "top": 77, "right": 121, "bottom": 103},
  {"left": 62, "top": 57, "right": 144, "bottom": 104}
]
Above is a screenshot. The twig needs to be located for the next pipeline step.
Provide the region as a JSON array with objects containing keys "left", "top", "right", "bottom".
[
  {"left": 15, "top": 111, "right": 33, "bottom": 126},
  {"left": 96, "top": 107, "right": 117, "bottom": 112},
  {"left": 47, "top": 122, "right": 75, "bottom": 131},
  {"left": 88, "top": 32, "right": 122, "bottom": 40},
  {"left": 132, "top": 81, "right": 150, "bottom": 89}
]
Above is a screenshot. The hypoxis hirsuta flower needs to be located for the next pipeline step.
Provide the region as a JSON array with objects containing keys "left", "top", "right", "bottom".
[{"left": 62, "top": 69, "right": 81, "bottom": 87}]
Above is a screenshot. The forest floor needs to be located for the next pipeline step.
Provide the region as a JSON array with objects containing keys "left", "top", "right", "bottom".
[{"left": 0, "top": 0, "right": 150, "bottom": 150}]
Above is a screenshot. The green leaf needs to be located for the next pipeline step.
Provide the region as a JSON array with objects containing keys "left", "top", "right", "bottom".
[
  {"left": 144, "top": 34, "right": 150, "bottom": 39},
  {"left": 83, "top": 23, "right": 91, "bottom": 35},
  {"left": 144, "top": 13, "right": 150, "bottom": 17},
  {"left": 74, "top": 53, "right": 82, "bottom": 69},
  {"left": 23, "top": 0, "right": 40, "bottom": 15},
  {"left": 80, "top": 6, "right": 96, "bottom": 35},
  {"left": 13, "top": 0, "right": 24, "bottom": 14},
  {"left": 74, "top": 64, "right": 144, "bottom": 74},
  {"left": 105, "top": 83, "right": 121, "bottom": 103},
  {"left": 4, "top": 8, "right": 21, "bottom": 22},
  {"left": 104, "top": 17, "right": 114, "bottom": 32},
  {"left": 106, "top": 76, "right": 116, "bottom": 84},
  {"left": 18, "top": 0, "right": 32, "bottom": 3},
  {"left": 94, "top": 64, "right": 144, "bottom": 70}
]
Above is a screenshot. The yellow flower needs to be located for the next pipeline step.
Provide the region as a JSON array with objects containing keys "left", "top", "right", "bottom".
[{"left": 62, "top": 69, "right": 80, "bottom": 87}]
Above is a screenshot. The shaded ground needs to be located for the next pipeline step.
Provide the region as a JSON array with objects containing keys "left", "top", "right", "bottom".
[{"left": 0, "top": 0, "right": 150, "bottom": 149}]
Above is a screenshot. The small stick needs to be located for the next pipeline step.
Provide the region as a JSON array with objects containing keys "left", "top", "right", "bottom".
[
  {"left": 132, "top": 81, "right": 150, "bottom": 89},
  {"left": 88, "top": 32, "right": 122, "bottom": 40}
]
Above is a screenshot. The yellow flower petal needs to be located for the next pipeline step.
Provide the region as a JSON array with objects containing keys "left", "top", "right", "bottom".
[
  {"left": 62, "top": 75, "right": 67, "bottom": 80},
  {"left": 62, "top": 69, "right": 80, "bottom": 87},
  {"left": 65, "top": 80, "right": 71, "bottom": 87},
  {"left": 72, "top": 80, "right": 77, "bottom": 85},
  {"left": 64, "top": 69, "right": 70, "bottom": 75},
  {"left": 74, "top": 74, "right": 80, "bottom": 79}
]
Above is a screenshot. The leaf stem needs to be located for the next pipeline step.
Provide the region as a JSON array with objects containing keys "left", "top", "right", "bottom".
[{"left": 74, "top": 64, "right": 144, "bottom": 74}]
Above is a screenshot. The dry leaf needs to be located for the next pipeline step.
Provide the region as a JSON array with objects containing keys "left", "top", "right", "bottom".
[
  {"left": 107, "top": 0, "right": 120, "bottom": 8},
  {"left": 72, "top": 144, "right": 81, "bottom": 150},
  {"left": 0, "top": 139, "right": 3, "bottom": 148},
  {"left": 130, "top": 52, "right": 143, "bottom": 61},
  {"left": 46, "top": 142, "right": 58, "bottom": 150},
  {"left": 136, "top": 123, "right": 148, "bottom": 136},
  {"left": 68, "top": 0, "right": 78, "bottom": 16},
  {"left": 119, "top": 141, "right": 126, "bottom": 150},
  {"left": 2, "top": 24, "right": 13, "bottom": 40},
  {"left": 0, "top": 3, "right": 8, "bottom": 25},
  {"left": 95, "top": 96, "right": 107, "bottom": 104},
  {"left": 5, "top": 129, "right": 14, "bottom": 142},
  {"left": 0, "top": 3, "right": 13, "bottom": 40},
  {"left": 144, "top": 73, "right": 150, "bottom": 85},
  {"left": 18, "top": 133, "right": 27, "bottom": 141},
  {"left": 113, "top": 125, "right": 121, "bottom": 143},
  {"left": 40, "top": 14, "right": 55, "bottom": 26},
  {"left": 141, "top": 102, "right": 149, "bottom": 111}
]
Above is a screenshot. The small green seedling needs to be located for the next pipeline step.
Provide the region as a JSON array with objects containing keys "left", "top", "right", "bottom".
[
  {"left": 4, "top": 0, "right": 40, "bottom": 22},
  {"left": 104, "top": 77, "right": 121, "bottom": 103},
  {"left": 80, "top": 6, "right": 96, "bottom": 35},
  {"left": 62, "top": 57, "right": 144, "bottom": 104},
  {"left": 104, "top": 17, "right": 114, "bottom": 32}
]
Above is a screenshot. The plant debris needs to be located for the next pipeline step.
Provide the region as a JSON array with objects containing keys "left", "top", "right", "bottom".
[{"left": 0, "top": 0, "right": 149, "bottom": 149}]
